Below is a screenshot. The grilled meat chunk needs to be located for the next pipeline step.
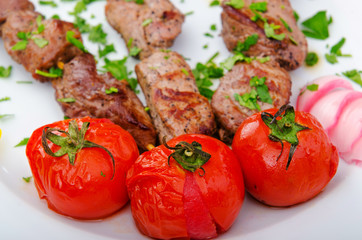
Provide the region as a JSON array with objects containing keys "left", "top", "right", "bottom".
[
  {"left": 221, "top": 0, "right": 307, "bottom": 71},
  {"left": 135, "top": 51, "right": 217, "bottom": 142},
  {"left": 0, "top": 0, "right": 34, "bottom": 27},
  {"left": 52, "top": 53, "right": 157, "bottom": 151},
  {"left": 212, "top": 60, "right": 291, "bottom": 142},
  {"left": 2, "top": 10, "right": 83, "bottom": 82},
  {"left": 105, "top": 0, "right": 184, "bottom": 60}
]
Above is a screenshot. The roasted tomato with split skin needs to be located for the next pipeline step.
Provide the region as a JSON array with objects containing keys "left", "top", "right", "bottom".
[
  {"left": 232, "top": 105, "right": 339, "bottom": 207},
  {"left": 26, "top": 117, "right": 139, "bottom": 220},
  {"left": 126, "top": 134, "right": 245, "bottom": 240}
]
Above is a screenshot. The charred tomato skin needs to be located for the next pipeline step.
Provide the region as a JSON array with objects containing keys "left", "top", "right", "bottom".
[
  {"left": 232, "top": 109, "right": 339, "bottom": 207},
  {"left": 126, "top": 134, "right": 245, "bottom": 239},
  {"left": 26, "top": 117, "right": 139, "bottom": 220}
]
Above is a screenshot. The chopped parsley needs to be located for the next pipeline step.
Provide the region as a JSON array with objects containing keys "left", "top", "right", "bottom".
[
  {"left": 142, "top": 19, "right": 153, "bottom": 27},
  {"left": 181, "top": 68, "right": 189, "bottom": 76},
  {"left": 264, "top": 22, "right": 285, "bottom": 41},
  {"left": 12, "top": 16, "right": 47, "bottom": 50},
  {"left": 301, "top": 11, "right": 331, "bottom": 40},
  {"left": 0, "top": 97, "right": 10, "bottom": 102},
  {"left": 306, "top": 84, "right": 319, "bottom": 91},
  {"left": 66, "top": 30, "right": 88, "bottom": 52},
  {"left": 33, "top": 38, "right": 49, "bottom": 48},
  {"left": 39, "top": 0, "right": 57, "bottom": 7},
  {"left": 102, "top": 58, "right": 138, "bottom": 92},
  {"left": 35, "top": 67, "right": 63, "bottom": 78},
  {"left": 51, "top": 14, "right": 60, "bottom": 20},
  {"left": 98, "top": 44, "right": 116, "bottom": 58},
  {"left": 127, "top": 38, "right": 142, "bottom": 57},
  {"left": 23, "top": 176, "right": 32, "bottom": 183},
  {"left": 234, "top": 76, "right": 272, "bottom": 110},
  {"left": 210, "top": 0, "right": 220, "bottom": 6},
  {"left": 192, "top": 52, "right": 224, "bottom": 99},
  {"left": 89, "top": 24, "right": 107, "bottom": 45},
  {"left": 293, "top": 11, "right": 299, "bottom": 22},
  {"left": 185, "top": 11, "right": 194, "bottom": 16},
  {"left": 14, "top": 138, "right": 29, "bottom": 147},
  {"left": 100, "top": 171, "right": 105, "bottom": 177},
  {"left": 74, "top": 16, "right": 91, "bottom": 33},
  {"left": 0, "top": 114, "right": 14, "bottom": 119},
  {"left": 225, "top": 0, "right": 244, "bottom": 9},
  {"left": 325, "top": 37, "right": 351, "bottom": 64},
  {"left": 125, "top": 0, "right": 144, "bottom": 4},
  {"left": 249, "top": 1, "right": 267, "bottom": 12},
  {"left": 204, "top": 33, "right": 214, "bottom": 38},
  {"left": 0, "top": 66, "right": 12, "bottom": 78},
  {"left": 210, "top": 24, "right": 217, "bottom": 31},
  {"left": 57, "top": 98, "right": 76, "bottom": 103},
  {"left": 342, "top": 70, "right": 362, "bottom": 87},
  {"left": 105, "top": 87, "right": 119, "bottom": 94},
  {"left": 280, "top": 17, "right": 292, "bottom": 32},
  {"left": 221, "top": 34, "right": 259, "bottom": 70},
  {"left": 305, "top": 52, "right": 319, "bottom": 66}
]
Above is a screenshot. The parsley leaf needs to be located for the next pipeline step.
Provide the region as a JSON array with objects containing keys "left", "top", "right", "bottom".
[
  {"left": 325, "top": 37, "right": 351, "bottom": 64},
  {"left": 0, "top": 66, "right": 12, "bottom": 78},
  {"left": 234, "top": 90, "right": 260, "bottom": 110},
  {"left": 0, "top": 97, "right": 10, "bottom": 102},
  {"left": 23, "top": 176, "right": 32, "bottom": 183},
  {"left": 89, "top": 24, "right": 107, "bottom": 45},
  {"left": 33, "top": 38, "right": 49, "bottom": 48},
  {"left": 36, "top": 67, "right": 63, "bottom": 78},
  {"left": 58, "top": 98, "right": 76, "bottom": 103},
  {"left": 234, "top": 34, "right": 258, "bottom": 52},
  {"left": 305, "top": 52, "right": 319, "bottom": 66},
  {"left": 103, "top": 58, "right": 138, "bottom": 92},
  {"left": 142, "top": 18, "right": 153, "bottom": 27},
  {"left": 12, "top": 40, "right": 28, "bottom": 51},
  {"left": 66, "top": 31, "right": 88, "bottom": 52},
  {"left": 342, "top": 69, "right": 362, "bottom": 87},
  {"left": 98, "top": 44, "right": 116, "bottom": 58},
  {"left": 264, "top": 22, "right": 285, "bottom": 41},
  {"left": 74, "top": 16, "right": 91, "bottom": 33},
  {"left": 249, "top": 2, "right": 267, "bottom": 12},
  {"left": 225, "top": 0, "right": 244, "bottom": 9},
  {"left": 210, "top": 0, "right": 220, "bottom": 6},
  {"left": 15, "top": 138, "right": 29, "bottom": 147},
  {"left": 301, "top": 11, "right": 331, "bottom": 40},
  {"left": 250, "top": 76, "right": 273, "bottom": 104},
  {"left": 192, "top": 52, "right": 224, "bottom": 99},
  {"left": 105, "top": 87, "right": 119, "bottom": 94},
  {"left": 306, "top": 84, "right": 319, "bottom": 91},
  {"left": 39, "top": 0, "right": 57, "bottom": 7},
  {"left": 0, "top": 114, "right": 14, "bottom": 119}
]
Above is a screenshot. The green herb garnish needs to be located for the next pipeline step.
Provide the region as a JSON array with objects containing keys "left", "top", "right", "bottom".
[
  {"left": 301, "top": 11, "right": 331, "bottom": 40},
  {"left": 105, "top": 87, "right": 119, "bottom": 94},
  {"left": 142, "top": 18, "right": 153, "bottom": 27},
  {"left": 342, "top": 70, "right": 362, "bottom": 87},
  {"left": 66, "top": 30, "right": 88, "bottom": 52},
  {"left": 0, "top": 66, "right": 12, "bottom": 78},
  {"left": 325, "top": 37, "right": 351, "bottom": 64},
  {"left": 57, "top": 98, "right": 76, "bottom": 103},
  {"left": 305, "top": 52, "right": 319, "bottom": 66},
  {"left": 98, "top": 44, "right": 116, "bottom": 58},
  {"left": 23, "top": 176, "right": 32, "bottom": 183},
  {"left": 225, "top": 0, "right": 244, "bottom": 9},
  {"left": 15, "top": 138, "right": 29, "bottom": 147}
]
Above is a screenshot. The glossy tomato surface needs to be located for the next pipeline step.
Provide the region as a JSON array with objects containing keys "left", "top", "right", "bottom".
[
  {"left": 232, "top": 108, "right": 339, "bottom": 207},
  {"left": 26, "top": 117, "right": 139, "bottom": 219},
  {"left": 126, "top": 134, "right": 245, "bottom": 239}
]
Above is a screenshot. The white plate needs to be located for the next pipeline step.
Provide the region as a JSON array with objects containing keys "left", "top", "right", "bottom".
[{"left": 1, "top": 0, "right": 362, "bottom": 239}]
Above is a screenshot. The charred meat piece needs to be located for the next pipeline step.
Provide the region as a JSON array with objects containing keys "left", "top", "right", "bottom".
[
  {"left": 221, "top": 0, "right": 307, "bottom": 71},
  {"left": 212, "top": 60, "right": 291, "bottom": 142},
  {"left": 0, "top": 0, "right": 34, "bottom": 28},
  {"left": 105, "top": 0, "right": 184, "bottom": 60},
  {"left": 2, "top": 10, "right": 83, "bottom": 82},
  {"left": 135, "top": 51, "right": 217, "bottom": 142},
  {"left": 52, "top": 53, "right": 157, "bottom": 151}
]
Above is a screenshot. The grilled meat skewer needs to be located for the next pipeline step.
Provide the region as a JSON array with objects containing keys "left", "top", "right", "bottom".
[
  {"left": 105, "top": 0, "right": 184, "bottom": 60},
  {"left": 212, "top": 60, "right": 291, "bottom": 142},
  {"left": 221, "top": 0, "right": 307, "bottom": 71},
  {"left": 2, "top": 10, "right": 83, "bottom": 82},
  {"left": 53, "top": 53, "right": 157, "bottom": 151},
  {"left": 135, "top": 51, "right": 217, "bottom": 142},
  {"left": 0, "top": 0, "right": 34, "bottom": 33}
]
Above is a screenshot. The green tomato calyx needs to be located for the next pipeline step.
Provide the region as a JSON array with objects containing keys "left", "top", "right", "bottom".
[
  {"left": 163, "top": 137, "right": 211, "bottom": 176},
  {"left": 41, "top": 120, "right": 115, "bottom": 179},
  {"left": 261, "top": 105, "right": 310, "bottom": 170}
]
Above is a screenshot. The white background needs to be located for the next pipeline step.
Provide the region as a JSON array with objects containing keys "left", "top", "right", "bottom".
[{"left": 1, "top": 0, "right": 362, "bottom": 239}]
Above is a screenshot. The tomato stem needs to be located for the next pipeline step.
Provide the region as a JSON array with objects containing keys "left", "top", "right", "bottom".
[
  {"left": 41, "top": 120, "right": 116, "bottom": 179},
  {"left": 261, "top": 105, "right": 310, "bottom": 170},
  {"left": 163, "top": 137, "right": 211, "bottom": 176}
]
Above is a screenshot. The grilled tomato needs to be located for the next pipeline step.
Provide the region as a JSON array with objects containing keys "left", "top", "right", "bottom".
[
  {"left": 26, "top": 117, "right": 139, "bottom": 219},
  {"left": 232, "top": 105, "right": 339, "bottom": 207},
  {"left": 126, "top": 134, "right": 245, "bottom": 239}
]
